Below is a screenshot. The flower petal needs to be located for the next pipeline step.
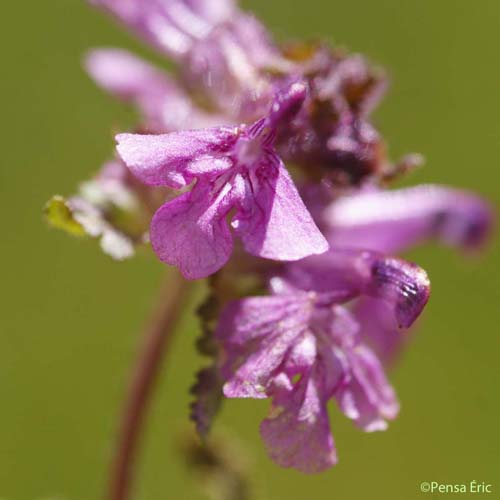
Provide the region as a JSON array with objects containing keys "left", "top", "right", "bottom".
[
  {"left": 85, "top": 48, "right": 172, "bottom": 101},
  {"left": 336, "top": 345, "right": 399, "bottom": 432},
  {"left": 325, "top": 185, "right": 493, "bottom": 253},
  {"left": 90, "top": 0, "right": 189, "bottom": 57},
  {"left": 216, "top": 294, "right": 312, "bottom": 398},
  {"left": 284, "top": 332, "right": 318, "bottom": 375},
  {"left": 283, "top": 249, "right": 430, "bottom": 328},
  {"left": 150, "top": 182, "right": 233, "bottom": 279},
  {"left": 233, "top": 159, "right": 328, "bottom": 261},
  {"left": 90, "top": 0, "right": 235, "bottom": 58},
  {"left": 353, "top": 297, "right": 407, "bottom": 364},
  {"left": 184, "top": 0, "right": 236, "bottom": 25},
  {"left": 116, "top": 128, "right": 237, "bottom": 188},
  {"left": 260, "top": 368, "right": 337, "bottom": 473},
  {"left": 182, "top": 13, "right": 287, "bottom": 119},
  {"left": 85, "top": 48, "right": 219, "bottom": 132}
]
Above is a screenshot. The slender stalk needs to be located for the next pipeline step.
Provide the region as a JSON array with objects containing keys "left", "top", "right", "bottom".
[{"left": 108, "top": 270, "right": 191, "bottom": 500}]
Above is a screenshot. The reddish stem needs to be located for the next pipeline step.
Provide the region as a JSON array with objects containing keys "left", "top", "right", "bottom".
[{"left": 108, "top": 271, "right": 190, "bottom": 500}]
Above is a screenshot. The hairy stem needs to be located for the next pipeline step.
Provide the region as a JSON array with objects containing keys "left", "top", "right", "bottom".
[{"left": 108, "top": 271, "right": 191, "bottom": 500}]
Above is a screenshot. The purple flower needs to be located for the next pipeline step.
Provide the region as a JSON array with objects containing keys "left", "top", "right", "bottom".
[
  {"left": 313, "top": 185, "right": 493, "bottom": 361},
  {"left": 85, "top": 48, "right": 223, "bottom": 132},
  {"left": 89, "top": 0, "right": 236, "bottom": 59},
  {"left": 116, "top": 82, "right": 328, "bottom": 279},
  {"left": 89, "top": 0, "right": 286, "bottom": 120},
  {"left": 216, "top": 249, "right": 430, "bottom": 472},
  {"left": 323, "top": 185, "right": 493, "bottom": 253}
]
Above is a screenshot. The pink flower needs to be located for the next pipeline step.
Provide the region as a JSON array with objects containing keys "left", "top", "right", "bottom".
[
  {"left": 216, "top": 249, "right": 430, "bottom": 472},
  {"left": 85, "top": 48, "right": 223, "bottom": 132},
  {"left": 317, "top": 185, "right": 493, "bottom": 361},
  {"left": 116, "top": 82, "right": 328, "bottom": 279},
  {"left": 89, "top": 0, "right": 236, "bottom": 59},
  {"left": 323, "top": 185, "right": 492, "bottom": 253}
]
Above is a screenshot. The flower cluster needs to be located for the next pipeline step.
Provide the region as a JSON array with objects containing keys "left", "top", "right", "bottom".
[{"left": 47, "top": 0, "right": 493, "bottom": 473}]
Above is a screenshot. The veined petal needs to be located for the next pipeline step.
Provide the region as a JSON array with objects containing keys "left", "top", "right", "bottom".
[
  {"left": 284, "top": 332, "right": 318, "bottom": 375},
  {"left": 325, "top": 185, "right": 493, "bottom": 253},
  {"left": 335, "top": 345, "right": 399, "bottom": 432},
  {"left": 150, "top": 182, "right": 234, "bottom": 279},
  {"left": 116, "top": 128, "right": 237, "bottom": 188},
  {"left": 216, "top": 294, "right": 313, "bottom": 346},
  {"left": 234, "top": 158, "right": 328, "bottom": 261},
  {"left": 260, "top": 368, "right": 337, "bottom": 473},
  {"left": 217, "top": 294, "right": 313, "bottom": 398}
]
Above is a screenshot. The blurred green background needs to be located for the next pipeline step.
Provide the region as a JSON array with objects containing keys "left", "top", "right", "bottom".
[{"left": 1, "top": 0, "right": 499, "bottom": 498}]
